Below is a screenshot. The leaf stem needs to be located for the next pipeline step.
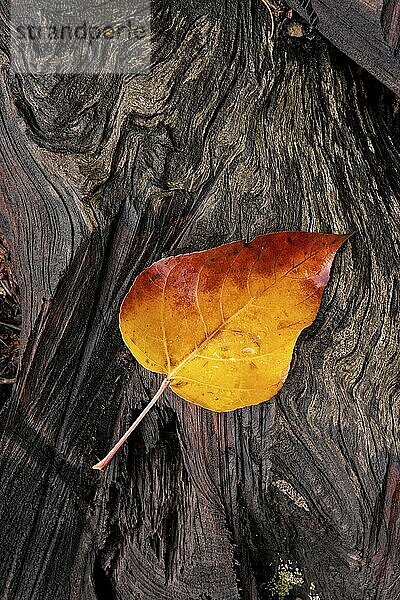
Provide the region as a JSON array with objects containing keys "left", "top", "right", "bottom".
[{"left": 92, "top": 378, "right": 170, "bottom": 471}]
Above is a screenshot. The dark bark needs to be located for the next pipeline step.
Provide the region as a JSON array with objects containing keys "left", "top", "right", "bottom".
[
  {"left": 288, "top": 0, "right": 400, "bottom": 96},
  {"left": 0, "top": 1, "right": 399, "bottom": 599}
]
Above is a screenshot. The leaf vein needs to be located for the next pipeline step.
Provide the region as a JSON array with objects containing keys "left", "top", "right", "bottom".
[
  {"left": 172, "top": 377, "right": 259, "bottom": 391},
  {"left": 167, "top": 245, "right": 331, "bottom": 380}
]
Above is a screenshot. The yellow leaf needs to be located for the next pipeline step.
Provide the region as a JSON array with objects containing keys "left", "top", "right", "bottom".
[
  {"left": 93, "top": 231, "right": 350, "bottom": 469},
  {"left": 121, "top": 231, "right": 349, "bottom": 410}
]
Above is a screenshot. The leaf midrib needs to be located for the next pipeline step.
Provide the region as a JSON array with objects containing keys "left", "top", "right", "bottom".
[{"left": 166, "top": 246, "right": 326, "bottom": 381}]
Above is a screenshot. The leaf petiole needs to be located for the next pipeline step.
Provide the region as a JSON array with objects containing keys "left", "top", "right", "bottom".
[{"left": 92, "top": 377, "right": 170, "bottom": 471}]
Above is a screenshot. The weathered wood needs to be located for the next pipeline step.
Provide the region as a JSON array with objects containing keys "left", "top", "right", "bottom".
[
  {"left": 288, "top": 0, "right": 400, "bottom": 96},
  {"left": 0, "top": 1, "right": 399, "bottom": 599}
]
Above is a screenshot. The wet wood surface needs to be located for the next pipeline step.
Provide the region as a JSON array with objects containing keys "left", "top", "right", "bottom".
[{"left": 0, "top": 1, "right": 399, "bottom": 599}]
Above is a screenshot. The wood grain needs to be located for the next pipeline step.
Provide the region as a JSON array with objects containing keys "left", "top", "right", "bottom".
[
  {"left": 288, "top": 0, "right": 400, "bottom": 96},
  {"left": 0, "top": 1, "right": 399, "bottom": 598}
]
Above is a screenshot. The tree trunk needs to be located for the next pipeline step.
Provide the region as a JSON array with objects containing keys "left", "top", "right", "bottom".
[{"left": 0, "top": 1, "right": 399, "bottom": 599}]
